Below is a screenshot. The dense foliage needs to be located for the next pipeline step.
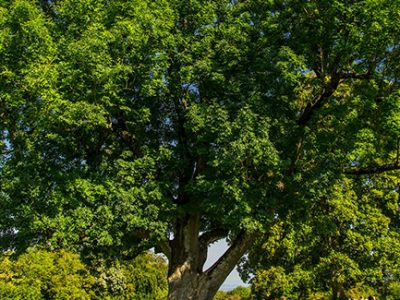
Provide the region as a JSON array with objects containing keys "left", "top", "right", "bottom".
[
  {"left": 92, "top": 252, "right": 168, "bottom": 300},
  {"left": 1, "top": 0, "right": 400, "bottom": 298},
  {"left": 0, "top": 249, "right": 94, "bottom": 299},
  {"left": 245, "top": 175, "right": 400, "bottom": 299},
  {"left": 237, "top": 1, "right": 400, "bottom": 299},
  {"left": 0, "top": 249, "right": 167, "bottom": 300},
  {"left": 214, "top": 286, "right": 251, "bottom": 300}
]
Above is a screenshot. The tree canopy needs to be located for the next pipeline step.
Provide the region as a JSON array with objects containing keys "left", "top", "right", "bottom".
[
  {"left": 1, "top": 0, "right": 400, "bottom": 299},
  {"left": 245, "top": 174, "right": 400, "bottom": 299}
]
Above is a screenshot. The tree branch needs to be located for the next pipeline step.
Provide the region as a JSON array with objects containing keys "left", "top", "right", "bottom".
[
  {"left": 156, "top": 240, "right": 171, "bottom": 261},
  {"left": 203, "top": 231, "right": 258, "bottom": 297},
  {"left": 343, "top": 163, "right": 400, "bottom": 175},
  {"left": 197, "top": 228, "right": 229, "bottom": 273},
  {"left": 288, "top": 137, "right": 304, "bottom": 175},
  {"left": 297, "top": 73, "right": 341, "bottom": 126},
  {"left": 340, "top": 71, "right": 371, "bottom": 80},
  {"left": 199, "top": 229, "right": 229, "bottom": 247},
  {"left": 297, "top": 67, "right": 371, "bottom": 127}
]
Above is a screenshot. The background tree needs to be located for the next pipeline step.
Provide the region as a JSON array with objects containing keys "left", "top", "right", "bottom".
[
  {"left": 1, "top": 0, "right": 400, "bottom": 299},
  {"left": 214, "top": 286, "right": 251, "bottom": 300},
  {"left": 0, "top": 249, "right": 95, "bottom": 299},
  {"left": 91, "top": 251, "right": 168, "bottom": 300},
  {"left": 0, "top": 249, "right": 167, "bottom": 300},
  {"left": 245, "top": 175, "right": 400, "bottom": 299}
]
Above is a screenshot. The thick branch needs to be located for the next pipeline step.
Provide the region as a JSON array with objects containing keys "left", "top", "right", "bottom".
[
  {"left": 168, "top": 214, "right": 201, "bottom": 277},
  {"left": 340, "top": 71, "right": 371, "bottom": 80},
  {"left": 297, "top": 74, "right": 340, "bottom": 126},
  {"left": 288, "top": 136, "right": 304, "bottom": 175},
  {"left": 297, "top": 67, "right": 371, "bottom": 127},
  {"left": 199, "top": 229, "right": 229, "bottom": 247},
  {"left": 344, "top": 163, "right": 400, "bottom": 175},
  {"left": 198, "top": 229, "right": 229, "bottom": 272},
  {"left": 292, "top": 73, "right": 341, "bottom": 174},
  {"left": 203, "top": 231, "right": 258, "bottom": 297},
  {"left": 156, "top": 240, "right": 171, "bottom": 261}
]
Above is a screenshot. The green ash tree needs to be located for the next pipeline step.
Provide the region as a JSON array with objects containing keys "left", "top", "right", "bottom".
[
  {"left": 246, "top": 174, "right": 400, "bottom": 299},
  {"left": 1, "top": 0, "right": 400, "bottom": 299}
]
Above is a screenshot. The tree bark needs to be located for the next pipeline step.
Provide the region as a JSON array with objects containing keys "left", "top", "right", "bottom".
[
  {"left": 331, "top": 283, "right": 347, "bottom": 300},
  {"left": 167, "top": 214, "right": 256, "bottom": 300},
  {"left": 331, "top": 283, "right": 339, "bottom": 300}
]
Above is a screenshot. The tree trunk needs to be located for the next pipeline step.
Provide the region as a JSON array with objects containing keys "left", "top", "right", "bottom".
[
  {"left": 331, "top": 283, "right": 346, "bottom": 300},
  {"left": 168, "top": 271, "right": 212, "bottom": 300},
  {"left": 331, "top": 284, "right": 338, "bottom": 300},
  {"left": 164, "top": 214, "right": 256, "bottom": 300},
  {"left": 338, "top": 285, "right": 347, "bottom": 300}
]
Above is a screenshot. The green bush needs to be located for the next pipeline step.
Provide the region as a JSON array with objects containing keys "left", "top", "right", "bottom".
[
  {"left": 214, "top": 286, "right": 251, "bottom": 300},
  {"left": 214, "top": 290, "right": 229, "bottom": 300},
  {"left": 227, "top": 286, "right": 251, "bottom": 299},
  {"left": 386, "top": 282, "right": 400, "bottom": 300},
  {"left": 0, "top": 249, "right": 95, "bottom": 299},
  {"left": 92, "top": 252, "right": 168, "bottom": 299},
  {"left": 0, "top": 249, "right": 168, "bottom": 299}
]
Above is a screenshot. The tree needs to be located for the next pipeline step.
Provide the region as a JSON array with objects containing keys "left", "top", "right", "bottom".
[
  {"left": 214, "top": 286, "right": 251, "bottom": 300},
  {"left": 1, "top": 0, "right": 400, "bottom": 299},
  {"left": 0, "top": 248, "right": 167, "bottom": 299},
  {"left": 91, "top": 251, "right": 168, "bottom": 300},
  {"left": 0, "top": 249, "right": 95, "bottom": 299},
  {"left": 246, "top": 175, "right": 400, "bottom": 299}
]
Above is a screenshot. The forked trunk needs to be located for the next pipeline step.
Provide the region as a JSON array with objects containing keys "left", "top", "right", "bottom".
[
  {"left": 163, "top": 214, "right": 256, "bottom": 300},
  {"left": 168, "top": 271, "right": 215, "bottom": 300}
]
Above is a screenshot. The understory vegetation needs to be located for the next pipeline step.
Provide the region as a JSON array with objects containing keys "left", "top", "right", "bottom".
[{"left": 0, "top": 249, "right": 167, "bottom": 299}]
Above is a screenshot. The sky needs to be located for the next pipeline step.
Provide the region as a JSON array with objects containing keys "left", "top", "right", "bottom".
[{"left": 205, "top": 239, "right": 249, "bottom": 291}]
